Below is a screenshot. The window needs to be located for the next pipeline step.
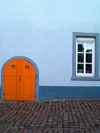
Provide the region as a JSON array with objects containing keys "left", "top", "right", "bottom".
[
  {"left": 11, "top": 65, "right": 15, "bottom": 69},
  {"left": 76, "top": 37, "right": 95, "bottom": 77},
  {"left": 71, "top": 33, "right": 99, "bottom": 80},
  {"left": 25, "top": 66, "right": 29, "bottom": 69}
]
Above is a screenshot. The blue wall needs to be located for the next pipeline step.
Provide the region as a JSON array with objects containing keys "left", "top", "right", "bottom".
[
  {"left": 39, "top": 86, "right": 100, "bottom": 100},
  {"left": 1, "top": 86, "right": 100, "bottom": 101},
  {"left": 0, "top": 0, "right": 100, "bottom": 87},
  {"left": 0, "top": 1, "right": 100, "bottom": 101},
  {"left": 0, "top": 86, "right": 1, "bottom": 99}
]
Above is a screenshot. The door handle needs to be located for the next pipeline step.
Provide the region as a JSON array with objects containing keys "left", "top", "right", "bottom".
[{"left": 19, "top": 75, "right": 21, "bottom": 81}]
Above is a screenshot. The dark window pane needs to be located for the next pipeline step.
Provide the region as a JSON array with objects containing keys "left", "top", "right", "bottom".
[
  {"left": 77, "top": 64, "right": 84, "bottom": 73},
  {"left": 78, "top": 43, "right": 84, "bottom": 52},
  {"left": 78, "top": 54, "right": 84, "bottom": 62},
  {"left": 86, "top": 43, "right": 92, "bottom": 52},
  {"left": 25, "top": 66, "right": 29, "bottom": 69},
  {"left": 12, "top": 65, "right": 15, "bottom": 69},
  {"left": 86, "top": 54, "right": 92, "bottom": 63},
  {"left": 86, "top": 64, "right": 92, "bottom": 73}
]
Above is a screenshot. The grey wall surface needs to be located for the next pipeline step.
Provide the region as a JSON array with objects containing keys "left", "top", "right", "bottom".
[{"left": 0, "top": 0, "right": 100, "bottom": 87}]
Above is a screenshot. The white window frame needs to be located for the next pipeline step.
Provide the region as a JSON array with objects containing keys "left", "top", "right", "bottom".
[
  {"left": 76, "top": 37, "right": 95, "bottom": 77},
  {"left": 71, "top": 32, "right": 100, "bottom": 81}
]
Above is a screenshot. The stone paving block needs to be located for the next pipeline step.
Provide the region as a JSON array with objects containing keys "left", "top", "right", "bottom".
[{"left": 0, "top": 99, "right": 100, "bottom": 132}]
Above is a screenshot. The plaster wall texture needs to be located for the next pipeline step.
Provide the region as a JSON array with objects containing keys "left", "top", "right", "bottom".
[{"left": 0, "top": 0, "right": 100, "bottom": 86}]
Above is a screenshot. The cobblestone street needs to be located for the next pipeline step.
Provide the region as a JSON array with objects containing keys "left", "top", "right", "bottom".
[{"left": 0, "top": 99, "right": 100, "bottom": 133}]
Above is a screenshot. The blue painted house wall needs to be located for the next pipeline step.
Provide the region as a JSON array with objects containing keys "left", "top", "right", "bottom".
[
  {"left": 0, "top": 86, "right": 1, "bottom": 100},
  {"left": 0, "top": 0, "right": 100, "bottom": 100},
  {"left": 39, "top": 86, "right": 100, "bottom": 100}
]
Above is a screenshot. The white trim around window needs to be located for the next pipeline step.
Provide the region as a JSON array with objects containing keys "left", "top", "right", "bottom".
[{"left": 76, "top": 37, "right": 95, "bottom": 77}]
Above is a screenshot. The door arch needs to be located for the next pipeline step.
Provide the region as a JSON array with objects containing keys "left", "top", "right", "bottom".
[{"left": 1, "top": 56, "right": 39, "bottom": 101}]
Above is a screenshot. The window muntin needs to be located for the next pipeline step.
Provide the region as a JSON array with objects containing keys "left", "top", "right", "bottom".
[{"left": 76, "top": 37, "right": 95, "bottom": 77}]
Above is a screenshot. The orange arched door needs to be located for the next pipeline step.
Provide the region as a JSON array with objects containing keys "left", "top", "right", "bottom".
[{"left": 4, "top": 59, "right": 36, "bottom": 101}]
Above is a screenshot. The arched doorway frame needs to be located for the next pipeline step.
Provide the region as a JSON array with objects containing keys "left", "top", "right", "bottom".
[{"left": 1, "top": 56, "right": 39, "bottom": 101}]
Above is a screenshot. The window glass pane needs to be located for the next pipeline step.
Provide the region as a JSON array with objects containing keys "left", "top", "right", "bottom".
[
  {"left": 12, "top": 65, "right": 15, "bottom": 69},
  {"left": 77, "top": 64, "right": 84, "bottom": 73},
  {"left": 86, "top": 64, "right": 92, "bottom": 73},
  {"left": 78, "top": 54, "right": 84, "bottom": 62},
  {"left": 25, "top": 66, "right": 29, "bottom": 69},
  {"left": 86, "top": 43, "right": 92, "bottom": 52},
  {"left": 86, "top": 54, "right": 92, "bottom": 63},
  {"left": 78, "top": 43, "right": 84, "bottom": 52}
]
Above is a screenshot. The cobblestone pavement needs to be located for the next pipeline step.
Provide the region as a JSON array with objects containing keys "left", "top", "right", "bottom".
[{"left": 0, "top": 100, "right": 100, "bottom": 133}]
